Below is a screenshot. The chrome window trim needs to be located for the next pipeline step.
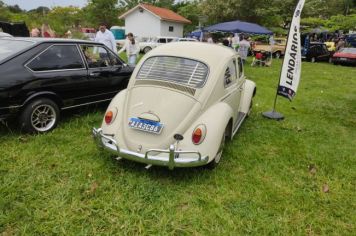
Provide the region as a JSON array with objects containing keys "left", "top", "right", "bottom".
[
  {"left": 61, "top": 98, "right": 112, "bottom": 110},
  {"left": 136, "top": 55, "right": 210, "bottom": 89},
  {"left": 25, "top": 44, "right": 86, "bottom": 73}
]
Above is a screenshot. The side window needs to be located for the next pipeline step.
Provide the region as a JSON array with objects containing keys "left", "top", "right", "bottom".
[
  {"left": 167, "top": 38, "right": 174, "bottom": 42},
  {"left": 238, "top": 57, "right": 244, "bottom": 78},
  {"left": 109, "top": 51, "right": 123, "bottom": 66},
  {"left": 224, "top": 59, "right": 237, "bottom": 87},
  {"left": 27, "top": 45, "right": 84, "bottom": 72},
  {"left": 158, "top": 38, "right": 166, "bottom": 43},
  {"left": 80, "top": 45, "right": 111, "bottom": 68}
]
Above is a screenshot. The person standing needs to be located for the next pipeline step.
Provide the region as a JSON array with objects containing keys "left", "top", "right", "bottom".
[
  {"left": 207, "top": 34, "right": 214, "bottom": 44},
  {"left": 95, "top": 23, "right": 117, "bottom": 54},
  {"left": 41, "top": 23, "right": 55, "bottom": 38},
  {"left": 30, "top": 27, "right": 40, "bottom": 37},
  {"left": 118, "top": 33, "right": 140, "bottom": 66},
  {"left": 238, "top": 36, "right": 251, "bottom": 62}
]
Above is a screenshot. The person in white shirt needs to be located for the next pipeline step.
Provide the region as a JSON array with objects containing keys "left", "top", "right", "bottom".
[
  {"left": 95, "top": 23, "right": 117, "bottom": 53},
  {"left": 118, "top": 32, "right": 140, "bottom": 66},
  {"left": 238, "top": 36, "right": 251, "bottom": 62}
]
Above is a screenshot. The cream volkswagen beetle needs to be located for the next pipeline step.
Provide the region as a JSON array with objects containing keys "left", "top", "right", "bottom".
[{"left": 93, "top": 42, "right": 256, "bottom": 169}]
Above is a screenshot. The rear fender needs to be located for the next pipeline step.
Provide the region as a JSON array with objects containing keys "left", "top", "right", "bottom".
[
  {"left": 239, "top": 80, "right": 256, "bottom": 114},
  {"left": 101, "top": 89, "right": 127, "bottom": 135},
  {"left": 177, "top": 102, "right": 233, "bottom": 163}
]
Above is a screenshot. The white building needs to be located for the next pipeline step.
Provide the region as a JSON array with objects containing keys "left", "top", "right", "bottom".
[{"left": 119, "top": 3, "right": 191, "bottom": 38}]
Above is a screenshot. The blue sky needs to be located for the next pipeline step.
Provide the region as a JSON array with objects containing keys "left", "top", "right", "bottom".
[{"left": 3, "top": 0, "right": 88, "bottom": 10}]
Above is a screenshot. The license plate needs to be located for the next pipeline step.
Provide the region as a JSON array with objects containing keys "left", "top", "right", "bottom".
[{"left": 128, "top": 117, "right": 163, "bottom": 134}]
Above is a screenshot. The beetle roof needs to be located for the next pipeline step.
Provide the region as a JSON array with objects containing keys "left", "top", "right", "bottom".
[{"left": 147, "top": 42, "right": 238, "bottom": 66}]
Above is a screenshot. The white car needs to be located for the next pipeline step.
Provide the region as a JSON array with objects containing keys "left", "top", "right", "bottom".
[
  {"left": 93, "top": 42, "right": 256, "bottom": 170},
  {"left": 175, "top": 38, "right": 199, "bottom": 42},
  {"left": 139, "top": 36, "right": 178, "bottom": 54}
]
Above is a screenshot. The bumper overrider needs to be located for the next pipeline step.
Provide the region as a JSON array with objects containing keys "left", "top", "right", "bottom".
[{"left": 92, "top": 128, "right": 209, "bottom": 170}]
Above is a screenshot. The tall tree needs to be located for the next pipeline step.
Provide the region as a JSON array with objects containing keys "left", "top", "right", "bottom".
[{"left": 83, "top": 0, "right": 120, "bottom": 27}]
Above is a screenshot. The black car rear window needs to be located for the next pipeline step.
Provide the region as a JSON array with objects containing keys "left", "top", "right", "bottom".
[
  {"left": 0, "top": 39, "right": 34, "bottom": 61},
  {"left": 27, "top": 45, "right": 85, "bottom": 72}
]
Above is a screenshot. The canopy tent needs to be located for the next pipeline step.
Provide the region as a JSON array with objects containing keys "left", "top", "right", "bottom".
[
  {"left": 186, "top": 30, "right": 203, "bottom": 39},
  {"left": 203, "top": 20, "right": 273, "bottom": 35}
]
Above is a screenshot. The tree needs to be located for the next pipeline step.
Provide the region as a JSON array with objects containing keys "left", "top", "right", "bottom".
[
  {"left": 176, "top": 1, "right": 202, "bottom": 33},
  {"left": 7, "top": 4, "right": 23, "bottom": 13},
  {"left": 46, "top": 7, "right": 83, "bottom": 35},
  {"left": 83, "top": 0, "right": 121, "bottom": 27}
]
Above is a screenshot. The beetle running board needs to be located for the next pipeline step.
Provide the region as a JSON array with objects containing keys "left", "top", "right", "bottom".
[{"left": 232, "top": 112, "right": 247, "bottom": 136}]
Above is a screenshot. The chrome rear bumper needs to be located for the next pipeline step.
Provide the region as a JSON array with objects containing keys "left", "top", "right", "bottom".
[{"left": 92, "top": 128, "right": 209, "bottom": 170}]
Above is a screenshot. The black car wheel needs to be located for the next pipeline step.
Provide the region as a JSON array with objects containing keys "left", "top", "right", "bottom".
[
  {"left": 20, "top": 98, "right": 60, "bottom": 133},
  {"left": 143, "top": 47, "right": 152, "bottom": 54},
  {"left": 274, "top": 51, "right": 281, "bottom": 59}
]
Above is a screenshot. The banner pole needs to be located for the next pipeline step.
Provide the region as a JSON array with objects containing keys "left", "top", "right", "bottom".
[{"left": 262, "top": 0, "right": 305, "bottom": 121}]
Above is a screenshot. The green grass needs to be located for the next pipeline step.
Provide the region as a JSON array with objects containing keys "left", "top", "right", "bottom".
[{"left": 1, "top": 58, "right": 355, "bottom": 235}]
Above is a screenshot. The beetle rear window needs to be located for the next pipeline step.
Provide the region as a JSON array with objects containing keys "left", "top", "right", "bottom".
[{"left": 137, "top": 56, "right": 208, "bottom": 88}]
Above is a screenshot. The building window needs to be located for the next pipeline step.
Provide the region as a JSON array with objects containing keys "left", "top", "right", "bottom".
[{"left": 169, "top": 26, "right": 174, "bottom": 32}]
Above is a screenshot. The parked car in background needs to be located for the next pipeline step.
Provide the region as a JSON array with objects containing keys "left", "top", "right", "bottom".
[
  {"left": 80, "top": 28, "right": 96, "bottom": 41},
  {"left": 0, "top": 38, "right": 133, "bottom": 133},
  {"left": 253, "top": 37, "right": 286, "bottom": 58},
  {"left": 139, "top": 36, "right": 178, "bottom": 53},
  {"left": 0, "top": 21, "right": 29, "bottom": 37},
  {"left": 332, "top": 48, "right": 356, "bottom": 66},
  {"left": 302, "top": 42, "right": 332, "bottom": 63},
  {"left": 93, "top": 42, "right": 256, "bottom": 170},
  {"left": 175, "top": 38, "right": 199, "bottom": 42},
  {"left": 346, "top": 34, "right": 356, "bottom": 47}
]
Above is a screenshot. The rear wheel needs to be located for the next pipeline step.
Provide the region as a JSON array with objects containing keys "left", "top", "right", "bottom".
[
  {"left": 19, "top": 98, "right": 60, "bottom": 133},
  {"left": 207, "top": 130, "right": 226, "bottom": 169},
  {"left": 274, "top": 51, "right": 281, "bottom": 59}
]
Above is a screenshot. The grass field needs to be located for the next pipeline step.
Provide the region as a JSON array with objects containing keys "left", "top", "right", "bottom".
[{"left": 0, "top": 58, "right": 355, "bottom": 235}]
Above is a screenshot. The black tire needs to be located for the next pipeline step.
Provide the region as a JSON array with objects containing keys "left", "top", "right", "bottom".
[
  {"left": 247, "top": 100, "right": 253, "bottom": 117},
  {"left": 143, "top": 47, "right": 152, "bottom": 54},
  {"left": 207, "top": 130, "right": 226, "bottom": 169},
  {"left": 274, "top": 51, "right": 281, "bottom": 59},
  {"left": 19, "top": 98, "right": 60, "bottom": 133}
]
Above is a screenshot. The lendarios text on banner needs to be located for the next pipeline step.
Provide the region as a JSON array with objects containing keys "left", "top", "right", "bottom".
[{"left": 277, "top": 0, "right": 305, "bottom": 101}]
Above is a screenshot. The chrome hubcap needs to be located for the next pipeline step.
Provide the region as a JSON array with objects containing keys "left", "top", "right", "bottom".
[{"left": 31, "top": 105, "right": 56, "bottom": 132}]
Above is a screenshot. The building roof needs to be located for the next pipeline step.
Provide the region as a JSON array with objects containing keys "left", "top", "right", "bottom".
[{"left": 119, "top": 3, "right": 191, "bottom": 24}]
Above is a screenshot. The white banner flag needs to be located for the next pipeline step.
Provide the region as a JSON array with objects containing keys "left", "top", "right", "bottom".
[{"left": 278, "top": 0, "right": 305, "bottom": 100}]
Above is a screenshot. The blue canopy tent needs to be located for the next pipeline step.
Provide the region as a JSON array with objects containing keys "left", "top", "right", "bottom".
[
  {"left": 203, "top": 20, "right": 273, "bottom": 35},
  {"left": 186, "top": 30, "right": 203, "bottom": 39}
]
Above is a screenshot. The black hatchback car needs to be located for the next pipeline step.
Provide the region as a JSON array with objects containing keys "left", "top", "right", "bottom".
[
  {"left": 0, "top": 38, "right": 133, "bottom": 133},
  {"left": 302, "top": 42, "right": 332, "bottom": 63}
]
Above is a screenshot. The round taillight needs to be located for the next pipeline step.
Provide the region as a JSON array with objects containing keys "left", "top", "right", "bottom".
[
  {"left": 192, "top": 125, "right": 206, "bottom": 145},
  {"left": 105, "top": 111, "right": 113, "bottom": 124}
]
